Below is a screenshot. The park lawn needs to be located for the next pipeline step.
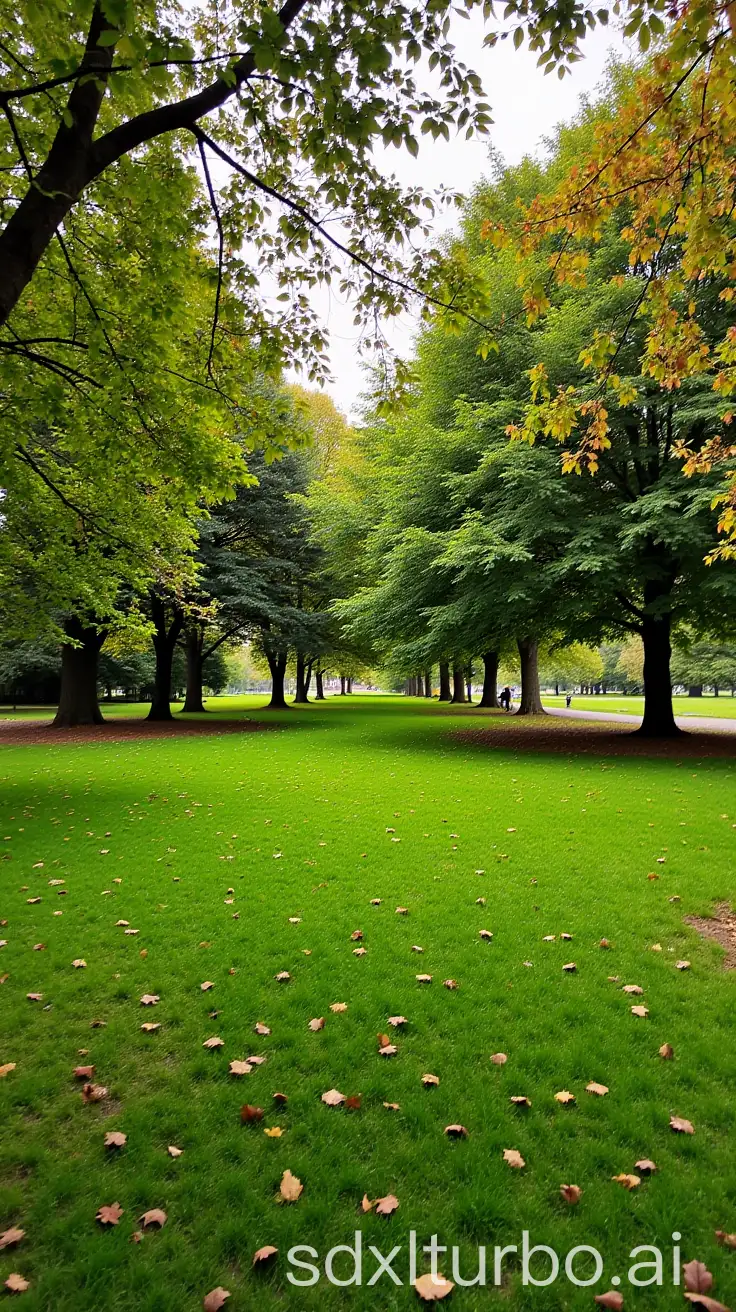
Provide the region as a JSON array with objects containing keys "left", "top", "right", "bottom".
[
  {"left": 541, "top": 694, "right": 736, "bottom": 720},
  {"left": 0, "top": 696, "right": 735, "bottom": 1312}
]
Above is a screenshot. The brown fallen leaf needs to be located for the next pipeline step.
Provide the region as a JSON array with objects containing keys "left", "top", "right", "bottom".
[
  {"left": 279, "top": 1169, "right": 303, "bottom": 1202},
  {"left": 201, "top": 981, "right": 214, "bottom": 991},
  {"left": 308, "top": 1017, "right": 325, "bottom": 1032},
  {"left": 140, "top": 1209, "right": 167, "bottom": 1228},
  {"left": 510, "top": 1096, "right": 531, "bottom": 1108},
  {"left": 395, "top": 906, "right": 408, "bottom": 915},
  {"left": 264, "top": 1127, "right": 284, "bottom": 1138},
  {"left": 671, "top": 1115, "right": 695, "bottom": 1134},
  {"left": 411, "top": 944, "right": 424, "bottom": 953},
  {"left": 254, "top": 1022, "right": 271, "bottom": 1036},
  {"left": 96, "top": 1202, "right": 124, "bottom": 1226},
  {"left": 444, "top": 1124, "right": 468, "bottom": 1138},
  {"left": 353, "top": 946, "right": 367, "bottom": 956},
  {"left": 684, "top": 1262, "right": 714, "bottom": 1294},
  {"left": 168, "top": 1146, "right": 183, "bottom": 1158},
  {"left": 350, "top": 930, "right": 363, "bottom": 941},
  {"left": 416, "top": 973, "right": 432, "bottom": 983},
  {"left": 140, "top": 994, "right": 159, "bottom": 1006},
  {"left": 27, "top": 993, "right": 42, "bottom": 1002},
  {"left": 560, "top": 932, "right": 573, "bottom": 941},
  {"left": 555, "top": 1090, "right": 576, "bottom": 1105},
  {"left": 599, "top": 938, "right": 612, "bottom": 949},
  {"left": 202, "top": 1287, "right": 231, "bottom": 1311},
  {"left": 659, "top": 1043, "right": 675, "bottom": 1059},
  {"left": 104, "top": 1131, "right": 127, "bottom": 1149},
  {"left": 676, "top": 960, "right": 691, "bottom": 971},
  {"left": 683, "top": 1296, "right": 732, "bottom": 1312},
  {"left": 612, "top": 1174, "right": 641, "bottom": 1190},
  {"left": 74, "top": 1065, "right": 95, "bottom": 1079},
  {"left": 388, "top": 1016, "right": 407, "bottom": 1028},
  {"left": 503, "top": 1148, "right": 525, "bottom": 1168},
  {"left": 375, "top": 1194, "right": 400, "bottom": 1216},
  {"left": 594, "top": 1293, "right": 624, "bottom": 1310},
  {"left": 247, "top": 1055, "right": 267, "bottom": 1066},
  {"left": 715, "top": 1231, "right": 736, "bottom": 1250},
  {"left": 0, "top": 1229, "right": 24, "bottom": 1250},
  {"left": 229, "top": 1061, "right": 253, "bottom": 1077},
  {"left": 414, "top": 1273, "right": 454, "bottom": 1301},
  {"left": 203, "top": 1036, "right": 224, "bottom": 1050},
  {"left": 622, "top": 984, "right": 644, "bottom": 995},
  {"left": 421, "top": 1073, "right": 440, "bottom": 1088},
  {"left": 274, "top": 971, "right": 290, "bottom": 982},
  {"left": 130, "top": 1231, "right": 143, "bottom": 1244},
  {"left": 379, "top": 1044, "right": 398, "bottom": 1057},
  {"left": 560, "top": 1184, "right": 582, "bottom": 1204},
  {"left": 635, "top": 1159, "right": 657, "bottom": 1174},
  {"left": 330, "top": 1002, "right": 348, "bottom": 1013},
  {"left": 81, "top": 1083, "right": 108, "bottom": 1103},
  {"left": 443, "top": 979, "right": 459, "bottom": 990},
  {"left": 273, "top": 1092, "right": 288, "bottom": 1105},
  {"left": 370, "top": 898, "right": 381, "bottom": 905},
  {"left": 4, "top": 1274, "right": 30, "bottom": 1293},
  {"left": 631, "top": 1005, "right": 649, "bottom": 1018},
  {"left": 383, "top": 1101, "right": 400, "bottom": 1111},
  {"left": 321, "top": 1088, "right": 346, "bottom": 1106},
  {"left": 586, "top": 1082, "right": 609, "bottom": 1096},
  {"left": 562, "top": 962, "right": 577, "bottom": 972},
  {"left": 253, "top": 1245, "right": 278, "bottom": 1266},
  {"left": 0, "top": 1063, "right": 16, "bottom": 1078},
  {"left": 241, "top": 1105, "right": 264, "bottom": 1122},
  {"left": 141, "top": 1022, "right": 160, "bottom": 1033},
  {"left": 490, "top": 1052, "right": 508, "bottom": 1065},
  {"left": 362, "top": 1194, "right": 374, "bottom": 1213}
]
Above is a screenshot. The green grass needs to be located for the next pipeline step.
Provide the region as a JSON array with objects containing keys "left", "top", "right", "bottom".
[
  {"left": 1, "top": 696, "right": 735, "bottom": 1310},
  {"left": 541, "top": 693, "right": 736, "bottom": 719}
]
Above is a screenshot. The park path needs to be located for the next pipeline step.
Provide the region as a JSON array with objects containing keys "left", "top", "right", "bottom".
[{"left": 548, "top": 706, "right": 736, "bottom": 734}]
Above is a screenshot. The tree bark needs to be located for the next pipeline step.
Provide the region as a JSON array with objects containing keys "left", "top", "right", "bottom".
[
  {"left": 266, "top": 650, "right": 289, "bottom": 709},
  {"left": 688, "top": 685, "right": 703, "bottom": 697},
  {"left": 479, "top": 651, "right": 500, "bottom": 708},
  {"left": 347, "top": 676, "right": 353, "bottom": 693},
  {"left": 638, "top": 600, "right": 680, "bottom": 737},
  {"left": 439, "top": 662, "right": 451, "bottom": 701},
  {"left": 451, "top": 662, "right": 466, "bottom": 704},
  {"left": 424, "top": 669, "right": 432, "bottom": 698},
  {"left": 340, "top": 675, "right": 346, "bottom": 695},
  {"left": 182, "top": 624, "right": 206, "bottom": 713},
  {"left": 516, "top": 638, "right": 544, "bottom": 715},
  {"left": 52, "top": 616, "right": 105, "bottom": 727},
  {"left": 315, "top": 668, "right": 325, "bottom": 700},
  {"left": 466, "top": 672, "right": 473, "bottom": 704},
  {"left": 147, "top": 593, "right": 184, "bottom": 722},
  {"left": 293, "top": 652, "right": 310, "bottom": 703}
]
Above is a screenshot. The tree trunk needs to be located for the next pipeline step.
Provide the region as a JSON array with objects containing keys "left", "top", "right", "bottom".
[
  {"left": 516, "top": 638, "right": 544, "bottom": 715},
  {"left": 266, "top": 650, "right": 289, "bottom": 709},
  {"left": 688, "top": 685, "right": 703, "bottom": 697},
  {"left": 293, "top": 652, "right": 309, "bottom": 703},
  {"left": 451, "top": 662, "right": 466, "bottom": 703},
  {"left": 638, "top": 601, "right": 680, "bottom": 737},
  {"left": 424, "top": 670, "right": 432, "bottom": 698},
  {"left": 713, "top": 684, "right": 719, "bottom": 697},
  {"left": 340, "top": 675, "right": 346, "bottom": 695},
  {"left": 315, "top": 668, "right": 325, "bottom": 700},
  {"left": 439, "top": 662, "right": 451, "bottom": 701},
  {"left": 347, "top": 676, "right": 353, "bottom": 693},
  {"left": 52, "top": 617, "right": 105, "bottom": 727},
  {"left": 147, "top": 594, "right": 184, "bottom": 722},
  {"left": 466, "top": 672, "right": 473, "bottom": 704},
  {"left": 182, "top": 624, "right": 206, "bottom": 713},
  {"left": 479, "top": 651, "right": 500, "bottom": 708},
  {"left": 305, "top": 659, "right": 314, "bottom": 698}
]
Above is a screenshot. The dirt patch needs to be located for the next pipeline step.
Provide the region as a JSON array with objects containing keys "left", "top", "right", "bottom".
[
  {"left": 451, "top": 716, "right": 736, "bottom": 760},
  {"left": 684, "top": 904, "right": 736, "bottom": 969},
  {"left": 0, "top": 717, "right": 276, "bottom": 748}
]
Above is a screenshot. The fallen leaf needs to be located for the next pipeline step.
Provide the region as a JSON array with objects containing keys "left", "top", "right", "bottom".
[
  {"left": 350, "top": 930, "right": 363, "bottom": 941},
  {"left": 416, "top": 973, "right": 432, "bottom": 984},
  {"left": 81, "top": 1083, "right": 108, "bottom": 1103},
  {"left": 479, "top": 929, "right": 493, "bottom": 941},
  {"left": 264, "top": 1127, "right": 283, "bottom": 1137},
  {"left": 74, "top": 1065, "right": 95, "bottom": 1079},
  {"left": 116, "top": 920, "right": 129, "bottom": 927},
  {"left": 562, "top": 962, "right": 577, "bottom": 972},
  {"left": 671, "top": 1115, "right": 695, "bottom": 1134},
  {"left": 104, "top": 1131, "right": 127, "bottom": 1149},
  {"left": 96, "top": 1202, "right": 124, "bottom": 1226},
  {"left": 0, "top": 1063, "right": 16, "bottom": 1078},
  {"left": 254, "top": 1022, "right": 271, "bottom": 1036},
  {"left": 203, "top": 1036, "right": 224, "bottom": 1050},
  {"left": 676, "top": 960, "right": 691, "bottom": 971},
  {"left": 202, "top": 1287, "right": 231, "bottom": 1311},
  {"left": 370, "top": 898, "right": 381, "bottom": 905},
  {"left": 586, "top": 1082, "right": 609, "bottom": 1096},
  {"left": 715, "top": 1232, "right": 736, "bottom": 1250},
  {"left": 411, "top": 945, "right": 424, "bottom": 953},
  {"left": 321, "top": 1088, "right": 346, "bottom": 1106},
  {"left": 27, "top": 993, "right": 42, "bottom": 1002},
  {"left": 414, "top": 1273, "right": 454, "bottom": 1301},
  {"left": 140, "top": 1209, "right": 167, "bottom": 1228},
  {"left": 443, "top": 979, "right": 458, "bottom": 990},
  {"left": 0, "top": 1230, "right": 24, "bottom": 1250},
  {"left": 510, "top": 1095, "right": 531, "bottom": 1108},
  {"left": 379, "top": 1044, "right": 398, "bottom": 1057},
  {"left": 683, "top": 1296, "right": 732, "bottom": 1312},
  {"left": 353, "top": 946, "right": 367, "bottom": 956},
  {"left": 388, "top": 1016, "right": 407, "bottom": 1028},
  {"left": 560, "top": 1184, "right": 582, "bottom": 1204},
  {"left": 253, "top": 1245, "right": 278, "bottom": 1266},
  {"left": 684, "top": 1262, "right": 714, "bottom": 1294},
  {"left": 421, "top": 1073, "right": 440, "bottom": 1088},
  {"left": 229, "top": 1060, "right": 253, "bottom": 1077},
  {"left": 362, "top": 1194, "right": 374, "bottom": 1212},
  {"left": 612, "top": 1174, "right": 641, "bottom": 1190},
  {"left": 555, "top": 1090, "right": 576, "bottom": 1105},
  {"left": 599, "top": 938, "right": 611, "bottom": 949},
  {"left": 168, "top": 1146, "right": 183, "bottom": 1157},
  {"left": 201, "top": 981, "right": 214, "bottom": 991},
  {"left": 345, "top": 1095, "right": 361, "bottom": 1110},
  {"left": 274, "top": 972, "right": 290, "bottom": 982},
  {"left": 241, "top": 1105, "right": 264, "bottom": 1122},
  {"left": 273, "top": 1092, "right": 288, "bottom": 1105},
  {"left": 622, "top": 985, "right": 644, "bottom": 995},
  {"left": 247, "top": 1055, "right": 267, "bottom": 1066},
  {"left": 4, "top": 1274, "right": 30, "bottom": 1293},
  {"left": 659, "top": 1043, "right": 675, "bottom": 1059},
  {"left": 140, "top": 994, "right": 159, "bottom": 1006},
  {"left": 308, "top": 1017, "right": 325, "bottom": 1032},
  {"left": 384, "top": 1101, "right": 400, "bottom": 1111},
  {"left": 635, "top": 1159, "right": 657, "bottom": 1174},
  {"left": 330, "top": 1003, "right": 347, "bottom": 1013},
  {"left": 594, "top": 1294, "right": 624, "bottom": 1309},
  {"left": 503, "top": 1149, "right": 525, "bottom": 1169},
  {"left": 279, "top": 1170, "right": 303, "bottom": 1202},
  {"left": 490, "top": 1053, "right": 508, "bottom": 1066},
  {"left": 444, "top": 1124, "right": 468, "bottom": 1138},
  {"left": 631, "top": 1005, "right": 649, "bottom": 1018},
  {"left": 141, "top": 1022, "right": 160, "bottom": 1033},
  {"left": 395, "top": 907, "right": 408, "bottom": 915}
]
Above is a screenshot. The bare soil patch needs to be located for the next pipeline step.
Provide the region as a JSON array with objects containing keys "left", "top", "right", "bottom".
[
  {"left": 684, "top": 903, "right": 736, "bottom": 970},
  {"left": 0, "top": 717, "right": 275, "bottom": 748},
  {"left": 451, "top": 714, "right": 736, "bottom": 760}
]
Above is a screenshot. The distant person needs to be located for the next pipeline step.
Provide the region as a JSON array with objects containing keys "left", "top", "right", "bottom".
[
  {"left": 501, "top": 685, "right": 512, "bottom": 712},
  {"left": 565, "top": 693, "right": 572, "bottom": 708}
]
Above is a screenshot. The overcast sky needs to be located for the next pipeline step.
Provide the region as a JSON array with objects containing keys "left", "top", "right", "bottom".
[{"left": 286, "top": 16, "right": 632, "bottom": 420}]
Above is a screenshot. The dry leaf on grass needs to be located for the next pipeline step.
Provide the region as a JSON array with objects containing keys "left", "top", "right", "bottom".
[
  {"left": 388, "top": 1016, "right": 407, "bottom": 1027},
  {"left": 684, "top": 1262, "right": 714, "bottom": 1293},
  {"left": 254, "top": 1022, "right": 271, "bottom": 1036},
  {"left": 27, "top": 993, "right": 42, "bottom": 1002},
  {"left": 421, "top": 1074, "right": 440, "bottom": 1088},
  {"left": 203, "top": 1036, "right": 224, "bottom": 1050},
  {"left": 229, "top": 1061, "right": 253, "bottom": 1077},
  {"left": 379, "top": 1044, "right": 398, "bottom": 1057},
  {"left": 321, "top": 1088, "right": 346, "bottom": 1106},
  {"left": 490, "top": 1053, "right": 507, "bottom": 1066},
  {"left": 622, "top": 985, "right": 644, "bottom": 995},
  {"left": 562, "top": 962, "right": 577, "bottom": 972},
  {"left": 0, "top": 1063, "right": 16, "bottom": 1078},
  {"left": 635, "top": 1159, "right": 657, "bottom": 1174},
  {"left": 555, "top": 1091, "right": 576, "bottom": 1105},
  {"left": 330, "top": 1002, "right": 348, "bottom": 1013},
  {"left": 479, "top": 929, "right": 493, "bottom": 941},
  {"left": 444, "top": 1124, "right": 468, "bottom": 1138},
  {"left": 201, "top": 981, "right": 214, "bottom": 992},
  {"left": 586, "top": 1082, "right": 609, "bottom": 1096},
  {"left": 81, "top": 1083, "right": 108, "bottom": 1103},
  {"left": 140, "top": 994, "right": 159, "bottom": 1006},
  {"left": 375, "top": 1194, "right": 400, "bottom": 1216},
  {"left": 4, "top": 1274, "right": 30, "bottom": 1293},
  {"left": 74, "top": 1065, "right": 95, "bottom": 1079},
  {"left": 676, "top": 960, "right": 691, "bottom": 971},
  {"left": 96, "top": 1202, "right": 124, "bottom": 1226},
  {"left": 353, "top": 947, "right": 367, "bottom": 956},
  {"left": 683, "top": 1296, "right": 732, "bottom": 1312},
  {"left": 140, "top": 1209, "right": 167, "bottom": 1228},
  {"left": 264, "top": 1127, "right": 284, "bottom": 1138},
  {"left": 443, "top": 979, "right": 459, "bottom": 990},
  {"left": 273, "top": 1092, "right": 288, "bottom": 1105},
  {"left": 594, "top": 1294, "right": 624, "bottom": 1310},
  {"left": 503, "top": 1149, "right": 525, "bottom": 1169},
  {"left": 416, "top": 973, "right": 432, "bottom": 984},
  {"left": 203, "top": 1288, "right": 231, "bottom": 1311},
  {"left": 414, "top": 1273, "right": 454, "bottom": 1301},
  {"left": 0, "top": 1229, "right": 24, "bottom": 1250},
  {"left": 104, "top": 1131, "right": 126, "bottom": 1149},
  {"left": 241, "top": 1105, "right": 264, "bottom": 1123},
  {"left": 247, "top": 1055, "right": 267, "bottom": 1066},
  {"left": 274, "top": 972, "right": 291, "bottom": 982},
  {"left": 383, "top": 1101, "right": 400, "bottom": 1111},
  {"left": 612, "top": 1174, "right": 641, "bottom": 1190},
  {"left": 308, "top": 1017, "right": 325, "bottom": 1032},
  {"left": 631, "top": 1006, "right": 649, "bottom": 1018},
  {"left": 560, "top": 1184, "right": 582, "bottom": 1204},
  {"left": 253, "top": 1245, "right": 278, "bottom": 1266},
  {"left": 671, "top": 1115, "right": 695, "bottom": 1134},
  {"left": 715, "top": 1231, "right": 736, "bottom": 1249},
  {"left": 279, "top": 1170, "right": 303, "bottom": 1203},
  {"left": 141, "top": 1022, "right": 160, "bottom": 1033},
  {"left": 168, "top": 1146, "right": 183, "bottom": 1158},
  {"left": 510, "top": 1096, "right": 531, "bottom": 1108},
  {"left": 599, "top": 938, "right": 612, "bottom": 949},
  {"left": 350, "top": 930, "right": 363, "bottom": 941},
  {"left": 370, "top": 898, "right": 381, "bottom": 905},
  {"left": 659, "top": 1043, "right": 675, "bottom": 1059}
]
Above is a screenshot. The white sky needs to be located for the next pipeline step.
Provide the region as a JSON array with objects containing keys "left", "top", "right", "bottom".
[{"left": 285, "top": 16, "right": 632, "bottom": 420}]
